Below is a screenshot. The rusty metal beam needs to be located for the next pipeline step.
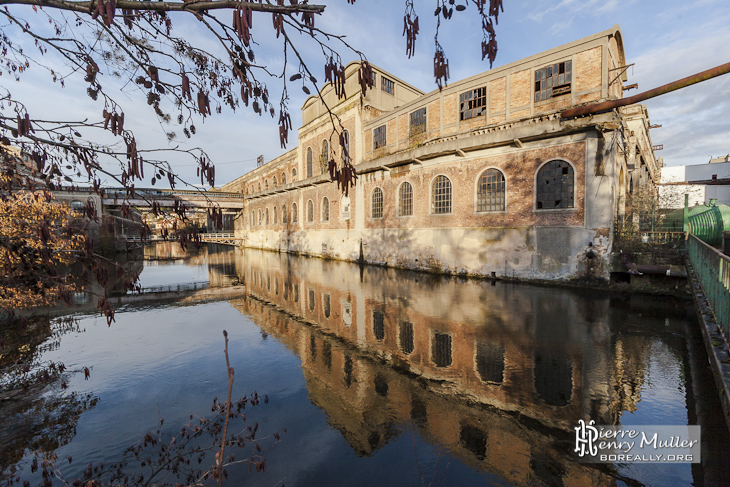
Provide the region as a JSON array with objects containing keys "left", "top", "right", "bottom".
[{"left": 561, "top": 61, "right": 730, "bottom": 119}]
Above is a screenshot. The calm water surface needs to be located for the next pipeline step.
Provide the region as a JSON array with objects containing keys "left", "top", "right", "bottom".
[{"left": 5, "top": 243, "right": 730, "bottom": 486}]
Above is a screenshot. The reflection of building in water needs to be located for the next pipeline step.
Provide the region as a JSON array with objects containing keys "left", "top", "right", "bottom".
[
  {"left": 226, "top": 249, "right": 673, "bottom": 485},
  {"left": 143, "top": 242, "right": 245, "bottom": 288},
  {"left": 231, "top": 293, "right": 617, "bottom": 485}
]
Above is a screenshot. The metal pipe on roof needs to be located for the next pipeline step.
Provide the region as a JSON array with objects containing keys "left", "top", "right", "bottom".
[{"left": 560, "top": 61, "right": 730, "bottom": 119}]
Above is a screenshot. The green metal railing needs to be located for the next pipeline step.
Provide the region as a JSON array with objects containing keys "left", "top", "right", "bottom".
[{"left": 687, "top": 234, "right": 730, "bottom": 338}]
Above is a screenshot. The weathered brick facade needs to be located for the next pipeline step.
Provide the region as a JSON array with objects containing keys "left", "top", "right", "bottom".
[{"left": 222, "top": 25, "right": 659, "bottom": 283}]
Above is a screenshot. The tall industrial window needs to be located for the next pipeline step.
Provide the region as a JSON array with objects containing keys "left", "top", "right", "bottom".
[
  {"left": 309, "top": 334, "right": 317, "bottom": 360},
  {"left": 307, "top": 199, "right": 314, "bottom": 222},
  {"left": 341, "top": 130, "right": 350, "bottom": 164},
  {"left": 265, "top": 208, "right": 269, "bottom": 225},
  {"left": 475, "top": 341, "right": 504, "bottom": 384},
  {"left": 281, "top": 172, "right": 286, "bottom": 184},
  {"left": 398, "top": 182, "right": 413, "bottom": 217},
  {"left": 381, "top": 76, "right": 394, "bottom": 95},
  {"left": 373, "top": 125, "right": 386, "bottom": 150},
  {"left": 322, "top": 197, "right": 329, "bottom": 221},
  {"left": 476, "top": 168, "right": 505, "bottom": 212},
  {"left": 536, "top": 160, "right": 574, "bottom": 209},
  {"left": 399, "top": 321, "right": 414, "bottom": 354},
  {"left": 535, "top": 60, "right": 572, "bottom": 102},
  {"left": 460, "top": 87, "right": 486, "bottom": 120},
  {"left": 373, "top": 311, "right": 385, "bottom": 341},
  {"left": 320, "top": 139, "right": 329, "bottom": 173},
  {"left": 307, "top": 147, "right": 313, "bottom": 178},
  {"left": 431, "top": 175, "right": 452, "bottom": 214},
  {"left": 343, "top": 355, "right": 353, "bottom": 387},
  {"left": 273, "top": 206, "right": 277, "bottom": 224},
  {"left": 322, "top": 340, "right": 332, "bottom": 370},
  {"left": 292, "top": 202, "right": 298, "bottom": 223},
  {"left": 371, "top": 187, "right": 384, "bottom": 219},
  {"left": 534, "top": 350, "right": 573, "bottom": 407},
  {"left": 432, "top": 332, "right": 453, "bottom": 367},
  {"left": 410, "top": 107, "right": 426, "bottom": 137},
  {"left": 323, "top": 294, "right": 331, "bottom": 318}
]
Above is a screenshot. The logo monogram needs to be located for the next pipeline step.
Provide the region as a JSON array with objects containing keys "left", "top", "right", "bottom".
[{"left": 575, "top": 419, "right": 599, "bottom": 457}]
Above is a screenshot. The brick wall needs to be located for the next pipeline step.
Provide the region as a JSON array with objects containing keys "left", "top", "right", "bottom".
[{"left": 361, "top": 142, "right": 586, "bottom": 231}]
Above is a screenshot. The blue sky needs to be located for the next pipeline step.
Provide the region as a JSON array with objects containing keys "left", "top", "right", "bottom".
[{"left": 5, "top": 0, "right": 729, "bottom": 187}]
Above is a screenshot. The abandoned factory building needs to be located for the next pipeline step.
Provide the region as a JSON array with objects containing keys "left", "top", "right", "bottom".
[{"left": 221, "top": 25, "right": 660, "bottom": 282}]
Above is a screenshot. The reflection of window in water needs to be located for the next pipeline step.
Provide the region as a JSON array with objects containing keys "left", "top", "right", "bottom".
[
  {"left": 534, "top": 351, "right": 573, "bottom": 407},
  {"left": 373, "top": 311, "right": 385, "bottom": 341},
  {"left": 267, "top": 275, "right": 270, "bottom": 292},
  {"left": 322, "top": 340, "right": 332, "bottom": 370},
  {"left": 374, "top": 374, "right": 388, "bottom": 397},
  {"left": 460, "top": 424, "right": 487, "bottom": 460},
  {"left": 410, "top": 395, "right": 427, "bottom": 427},
  {"left": 530, "top": 454, "right": 566, "bottom": 486},
  {"left": 368, "top": 431, "right": 381, "bottom": 451},
  {"left": 308, "top": 289, "right": 315, "bottom": 311},
  {"left": 323, "top": 293, "right": 331, "bottom": 318},
  {"left": 343, "top": 355, "right": 353, "bottom": 387},
  {"left": 432, "top": 332, "right": 453, "bottom": 367},
  {"left": 341, "top": 299, "right": 352, "bottom": 326},
  {"left": 475, "top": 341, "right": 504, "bottom": 384},
  {"left": 283, "top": 281, "right": 289, "bottom": 300},
  {"left": 275, "top": 277, "right": 279, "bottom": 295},
  {"left": 310, "top": 334, "right": 317, "bottom": 361},
  {"left": 294, "top": 283, "right": 299, "bottom": 303},
  {"left": 399, "top": 321, "right": 414, "bottom": 354}
]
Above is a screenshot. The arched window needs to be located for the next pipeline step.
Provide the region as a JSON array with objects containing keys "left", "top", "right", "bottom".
[
  {"left": 322, "top": 197, "right": 329, "bottom": 221},
  {"left": 307, "top": 199, "right": 314, "bottom": 222},
  {"left": 251, "top": 211, "right": 255, "bottom": 226},
  {"left": 273, "top": 176, "right": 278, "bottom": 187},
  {"left": 265, "top": 180, "right": 269, "bottom": 190},
  {"left": 476, "top": 169, "right": 505, "bottom": 212},
  {"left": 292, "top": 202, "right": 298, "bottom": 223},
  {"left": 398, "top": 182, "right": 413, "bottom": 217},
  {"left": 536, "top": 160, "right": 574, "bottom": 209},
  {"left": 258, "top": 209, "right": 262, "bottom": 225},
  {"left": 273, "top": 206, "right": 277, "bottom": 224},
  {"left": 432, "top": 332, "right": 452, "bottom": 367},
  {"left": 282, "top": 205, "right": 287, "bottom": 223},
  {"left": 341, "top": 130, "right": 350, "bottom": 164},
  {"left": 371, "top": 187, "right": 383, "bottom": 219},
  {"left": 282, "top": 172, "right": 286, "bottom": 185},
  {"left": 320, "top": 139, "right": 329, "bottom": 173},
  {"left": 307, "top": 147, "right": 313, "bottom": 178},
  {"left": 258, "top": 182, "right": 261, "bottom": 192},
  {"left": 431, "top": 175, "right": 452, "bottom": 214},
  {"left": 292, "top": 168, "right": 297, "bottom": 181},
  {"left": 265, "top": 208, "right": 269, "bottom": 225}
]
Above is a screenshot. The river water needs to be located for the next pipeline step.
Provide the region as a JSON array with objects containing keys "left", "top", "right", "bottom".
[{"left": 3, "top": 243, "right": 729, "bottom": 486}]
